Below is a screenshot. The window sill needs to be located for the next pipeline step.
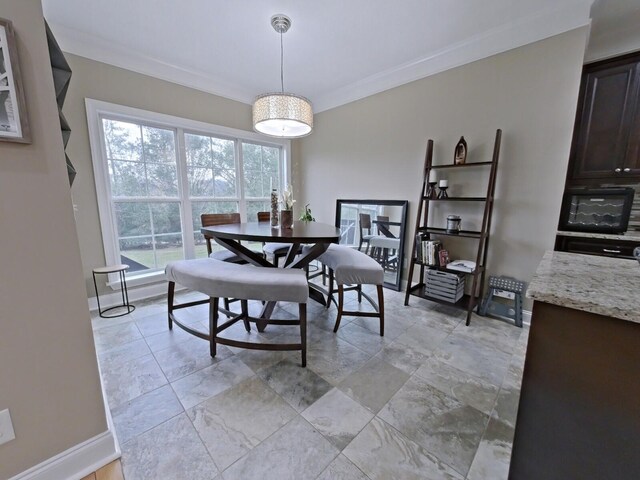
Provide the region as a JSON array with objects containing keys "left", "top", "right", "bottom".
[{"left": 107, "top": 269, "right": 165, "bottom": 290}]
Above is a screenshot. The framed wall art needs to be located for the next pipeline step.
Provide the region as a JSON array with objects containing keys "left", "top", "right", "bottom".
[{"left": 0, "top": 17, "right": 30, "bottom": 143}]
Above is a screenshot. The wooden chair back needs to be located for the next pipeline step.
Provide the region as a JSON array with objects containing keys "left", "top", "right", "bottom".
[
  {"left": 201, "top": 213, "right": 241, "bottom": 255},
  {"left": 257, "top": 211, "right": 270, "bottom": 222},
  {"left": 359, "top": 213, "right": 371, "bottom": 233}
]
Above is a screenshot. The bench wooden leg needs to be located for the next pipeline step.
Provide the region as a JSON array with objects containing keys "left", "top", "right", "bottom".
[
  {"left": 241, "top": 300, "right": 251, "bottom": 332},
  {"left": 377, "top": 284, "right": 385, "bottom": 337},
  {"left": 209, "top": 297, "right": 219, "bottom": 357},
  {"left": 333, "top": 285, "right": 344, "bottom": 333},
  {"left": 168, "top": 281, "right": 175, "bottom": 330},
  {"left": 326, "top": 269, "right": 335, "bottom": 309},
  {"left": 300, "top": 303, "right": 307, "bottom": 367}
]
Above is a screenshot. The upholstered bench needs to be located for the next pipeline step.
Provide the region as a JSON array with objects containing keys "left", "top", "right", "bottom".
[
  {"left": 317, "top": 244, "right": 385, "bottom": 335},
  {"left": 165, "top": 258, "right": 309, "bottom": 366},
  {"left": 368, "top": 235, "right": 400, "bottom": 270}
]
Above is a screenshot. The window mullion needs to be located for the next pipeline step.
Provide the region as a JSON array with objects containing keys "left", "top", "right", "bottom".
[
  {"left": 237, "top": 139, "right": 247, "bottom": 221},
  {"left": 176, "top": 127, "right": 194, "bottom": 259}
]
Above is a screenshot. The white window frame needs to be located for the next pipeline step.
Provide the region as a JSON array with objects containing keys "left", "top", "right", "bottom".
[{"left": 86, "top": 99, "right": 291, "bottom": 287}]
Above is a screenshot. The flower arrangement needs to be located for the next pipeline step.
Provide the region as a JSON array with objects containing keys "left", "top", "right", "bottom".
[
  {"left": 281, "top": 184, "right": 296, "bottom": 211},
  {"left": 299, "top": 203, "right": 315, "bottom": 222}
]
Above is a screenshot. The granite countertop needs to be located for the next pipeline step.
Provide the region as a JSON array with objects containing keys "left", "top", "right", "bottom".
[
  {"left": 557, "top": 230, "right": 640, "bottom": 242},
  {"left": 527, "top": 251, "right": 640, "bottom": 323}
]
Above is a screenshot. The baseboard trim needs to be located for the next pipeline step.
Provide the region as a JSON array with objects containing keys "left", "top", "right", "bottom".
[
  {"left": 9, "top": 430, "right": 119, "bottom": 480},
  {"left": 401, "top": 278, "right": 533, "bottom": 326},
  {"left": 88, "top": 280, "right": 168, "bottom": 311}
]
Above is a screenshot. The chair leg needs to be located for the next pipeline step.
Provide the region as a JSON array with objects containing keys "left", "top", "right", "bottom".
[
  {"left": 299, "top": 303, "right": 307, "bottom": 368},
  {"left": 377, "top": 284, "right": 385, "bottom": 337},
  {"left": 224, "top": 298, "right": 230, "bottom": 311},
  {"left": 357, "top": 284, "right": 362, "bottom": 303},
  {"left": 241, "top": 300, "right": 251, "bottom": 332},
  {"left": 167, "top": 281, "right": 175, "bottom": 330},
  {"left": 326, "top": 269, "right": 335, "bottom": 309},
  {"left": 333, "top": 285, "right": 344, "bottom": 333},
  {"left": 209, "top": 297, "right": 219, "bottom": 357}
]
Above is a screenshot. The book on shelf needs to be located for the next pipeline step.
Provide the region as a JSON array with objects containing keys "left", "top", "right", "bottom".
[
  {"left": 438, "top": 249, "right": 449, "bottom": 267},
  {"left": 416, "top": 236, "right": 442, "bottom": 266}
]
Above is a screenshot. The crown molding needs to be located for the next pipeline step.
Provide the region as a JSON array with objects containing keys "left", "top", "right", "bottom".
[
  {"left": 585, "top": 17, "right": 640, "bottom": 62},
  {"left": 313, "top": 0, "right": 593, "bottom": 112},
  {"left": 47, "top": 22, "right": 255, "bottom": 105},
  {"left": 47, "top": 0, "right": 592, "bottom": 114}
]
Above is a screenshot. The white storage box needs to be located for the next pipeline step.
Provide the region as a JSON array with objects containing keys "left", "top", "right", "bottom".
[{"left": 425, "top": 270, "right": 465, "bottom": 303}]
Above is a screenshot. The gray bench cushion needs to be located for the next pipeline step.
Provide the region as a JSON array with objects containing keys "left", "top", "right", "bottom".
[
  {"left": 210, "top": 247, "right": 263, "bottom": 263},
  {"left": 165, "top": 258, "right": 308, "bottom": 303},
  {"left": 318, "top": 244, "right": 384, "bottom": 285},
  {"left": 210, "top": 250, "right": 241, "bottom": 262},
  {"left": 262, "top": 242, "right": 292, "bottom": 255},
  {"left": 369, "top": 236, "right": 400, "bottom": 250}
]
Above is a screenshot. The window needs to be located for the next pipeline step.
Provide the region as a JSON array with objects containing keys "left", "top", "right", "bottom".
[{"left": 87, "top": 100, "right": 290, "bottom": 283}]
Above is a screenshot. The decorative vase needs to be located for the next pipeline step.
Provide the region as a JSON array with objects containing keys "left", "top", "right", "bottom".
[
  {"left": 270, "top": 189, "right": 279, "bottom": 227},
  {"left": 280, "top": 209, "right": 293, "bottom": 229},
  {"left": 454, "top": 136, "right": 467, "bottom": 165}
]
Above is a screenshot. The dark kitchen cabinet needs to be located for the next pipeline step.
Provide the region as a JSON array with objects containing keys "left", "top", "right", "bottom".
[
  {"left": 555, "top": 235, "right": 640, "bottom": 259},
  {"left": 568, "top": 52, "right": 640, "bottom": 182}
]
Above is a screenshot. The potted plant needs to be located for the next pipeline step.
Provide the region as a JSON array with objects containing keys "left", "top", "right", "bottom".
[
  {"left": 280, "top": 184, "right": 296, "bottom": 229},
  {"left": 299, "top": 203, "right": 315, "bottom": 222}
]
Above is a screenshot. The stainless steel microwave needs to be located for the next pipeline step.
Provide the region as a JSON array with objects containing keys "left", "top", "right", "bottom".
[{"left": 559, "top": 187, "right": 635, "bottom": 234}]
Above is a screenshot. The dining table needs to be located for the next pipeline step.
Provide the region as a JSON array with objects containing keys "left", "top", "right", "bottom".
[{"left": 201, "top": 220, "right": 341, "bottom": 330}]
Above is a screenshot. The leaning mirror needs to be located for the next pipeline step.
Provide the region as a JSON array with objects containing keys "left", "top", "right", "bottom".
[{"left": 335, "top": 199, "right": 409, "bottom": 291}]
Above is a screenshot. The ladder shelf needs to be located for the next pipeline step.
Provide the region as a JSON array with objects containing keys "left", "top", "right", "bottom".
[{"left": 404, "top": 129, "right": 501, "bottom": 326}]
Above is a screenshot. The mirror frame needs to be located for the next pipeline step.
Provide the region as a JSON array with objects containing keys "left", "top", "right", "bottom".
[{"left": 335, "top": 199, "right": 409, "bottom": 291}]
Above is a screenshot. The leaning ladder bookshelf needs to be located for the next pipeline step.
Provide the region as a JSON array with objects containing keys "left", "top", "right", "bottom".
[{"left": 404, "top": 129, "right": 501, "bottom": 326}]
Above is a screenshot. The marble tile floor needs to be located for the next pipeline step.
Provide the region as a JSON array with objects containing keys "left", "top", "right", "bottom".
[{"left": 92, "top": 287, "right": 529, "bottom": 480}]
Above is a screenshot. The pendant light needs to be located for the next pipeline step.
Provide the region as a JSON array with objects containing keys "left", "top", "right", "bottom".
[{"left": 253, "top": 14, "right": 313, "bottom": 138}]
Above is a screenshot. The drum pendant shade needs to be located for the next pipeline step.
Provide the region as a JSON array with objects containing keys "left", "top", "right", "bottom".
[{"left": 252, "top": 15, "right": 313, "bottom": 138}]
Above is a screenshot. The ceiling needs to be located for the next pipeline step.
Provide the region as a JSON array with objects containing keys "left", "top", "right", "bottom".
[{"left": 42, "top": 0, "right": 597, "bottom": 112}]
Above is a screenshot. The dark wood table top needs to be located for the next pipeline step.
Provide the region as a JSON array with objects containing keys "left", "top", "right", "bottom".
[{"left": 201, "top": 221, "right": 341, "bottom": 243}]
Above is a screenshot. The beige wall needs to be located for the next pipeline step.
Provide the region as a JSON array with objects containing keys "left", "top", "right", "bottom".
[
  {"left": 63, "top": 54, "right": 253, "bottom": 297},
  {"left": 295, "top": 28, "right": 589, "bottom": 309},
  {"left": 0, "top": 1, "right": 107, "bottom": 478}
]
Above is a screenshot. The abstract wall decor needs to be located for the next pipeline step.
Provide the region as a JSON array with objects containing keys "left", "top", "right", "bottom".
[{"left": 0, "top": 17, "right": 30, "bottom": 143}]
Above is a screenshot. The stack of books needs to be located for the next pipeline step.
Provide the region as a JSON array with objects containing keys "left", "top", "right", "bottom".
[
  {"left": 416, "top": 237, "right": 442, "bottom": 266},
  {"left": 425, "top": 269, "right": 465, "bottom": 303}
]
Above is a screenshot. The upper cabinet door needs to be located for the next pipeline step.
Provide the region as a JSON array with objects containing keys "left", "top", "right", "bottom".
[
  {"left": 571, "top": 61, "right": 640, "bottom": 180},
  {"left": 625, "top": 64, "right": 640, "bottom": 175}
]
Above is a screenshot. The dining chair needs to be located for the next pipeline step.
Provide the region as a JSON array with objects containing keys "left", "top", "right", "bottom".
[
  {"left": 370, "top": 215, "right": 397, "bottom": 266},
  {"left": 257, "top": 211, "right": 300, "bottom": 266},
  {"left": 201, "top": 213, "right": 244, "bottom": 262},
  {"left": 318, "top": 244, "right": 384, "bottom": 336},
  {"left": 358, "top": 213, "right": 375, "bottom": 254}
]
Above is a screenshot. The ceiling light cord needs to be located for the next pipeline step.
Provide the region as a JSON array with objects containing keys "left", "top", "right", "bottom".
[{"left": 280, "top": 31, "right": 284, "bottom": 93}]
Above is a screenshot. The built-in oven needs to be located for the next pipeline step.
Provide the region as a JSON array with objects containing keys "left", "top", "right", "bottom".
[{"left": 559, "top": 187, "right": 635, "bottom": 234}]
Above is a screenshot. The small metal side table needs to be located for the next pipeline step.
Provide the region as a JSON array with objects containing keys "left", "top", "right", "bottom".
[
  {"left": 479, "top": 275, "right": 526, "bottom": 327},
  {"left": 92, "top": 264, "right": 135, "bottom": 318}
]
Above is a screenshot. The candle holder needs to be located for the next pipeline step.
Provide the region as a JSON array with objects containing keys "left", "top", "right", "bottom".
[
  {"left": 426, "top": 181, "right": 438, "bottom": 199},
  {"left": 437, "top": 185, "right": 449, "bottom": 199}
]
